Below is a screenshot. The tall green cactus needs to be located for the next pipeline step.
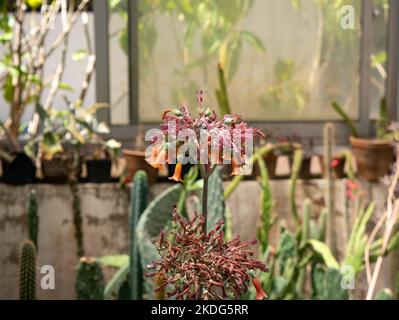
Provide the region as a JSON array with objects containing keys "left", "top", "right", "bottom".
[
  {"left": 129, "top": 170, "right": 148, "bottom": 300},
  {"left": 311, "top": 264, "right": 348, "bottom": 300},
  {"left": 19, "top": 240, "right": 37, "bottom": 300},
  {"left": 257, "top": 156, "right": 273, "bottom": 255},
  {"left": 323, "top": 123, "right": 337, "bottom": 256},
  {"left": 28, "top": 190, "right": 39, "bottom": 250},
  {"left": 207, "top": 166, "right": 225, "bottom": 232},
  {"left": 75, "top": 257, "right": 105, "bottom": 300},
  {"left": 289, "top": 148, "right": 302, "bottom": 226}
]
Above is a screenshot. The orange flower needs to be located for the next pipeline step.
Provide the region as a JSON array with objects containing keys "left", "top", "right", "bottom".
[
  {"left": 252, "top": 277, "right": 267, "bottom": 300},
  {"left": 230, "top": 157, "right": 242, "bottom": 176},
  {"left": 169, "top": 162, "right": 183, "bottom": 182},
  {"left": 147, "top": 145, "right": 166, "bottom": 170}
]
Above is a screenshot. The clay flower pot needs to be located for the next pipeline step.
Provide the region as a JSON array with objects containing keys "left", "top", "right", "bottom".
[
  {"left": 122, "top": 149, "right": 158, "bottom": 184},
  {"left": 349, "top": 136, "right": 394, "bottom": 182}
]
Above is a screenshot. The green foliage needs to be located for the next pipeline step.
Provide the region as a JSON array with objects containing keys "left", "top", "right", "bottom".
[
  {"left": 330, "top": 101, "right": 359, "bottom": 137},
  {"left": 136, "top": 184, "right": 183, "bottom": 298},
  {"left": 75, "top": 258, "right": 105, "bottom": 300},
  {"left": 376, "top": 97, "right": 389, "bottom": 139},
  {"left": 19, "top": 240, "right": 37, "bottom": 300},
  {"left": 207, "top": 166, "right": 225, "bottom": 232},
  {"left": 103, "top": 263, "right": 130, "bottom": 300},
  {"left": 374, "top": 288, "right": 394, "bottom": 300},
  {"left": 129, "top": 171, "right": 148, "bottom": 300},
  {"left": 28, "top": 190, "right": 39, "bottom": 250},
  {"left": 215, "top": 63, "right": 231, "bottom": 115}
]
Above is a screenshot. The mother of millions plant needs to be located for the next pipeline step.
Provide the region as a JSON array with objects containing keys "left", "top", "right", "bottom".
[{"left": 144, "top": 91, "right": 268, "bottom": 300}]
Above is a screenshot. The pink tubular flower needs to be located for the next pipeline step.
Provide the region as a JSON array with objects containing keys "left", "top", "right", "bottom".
[{"left": 252, "top": 277, "right": 268, "bottom": 300}]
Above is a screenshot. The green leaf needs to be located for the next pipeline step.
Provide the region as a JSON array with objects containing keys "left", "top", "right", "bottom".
[
  {"left": 72, "top": 49, "right": 87, "bottom": 62},
  {"left": 58, "top": 82, "right": 74, "bottom": 91},
  {"left": 241, "top": 30, "right": 266, "bottom": 53},
  {"left": 308, "top": 239, "right": 340, "bottom": 269},
  {"left": 99, "top": 255, "right": 129, "bottom": 268},
  {"left": 330, "top": 101, "right": 359, "bottom": 137}
]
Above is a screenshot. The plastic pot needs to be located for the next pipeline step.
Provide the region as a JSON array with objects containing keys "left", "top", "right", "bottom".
[
  {"left": 1, "top": 152, "right": 36, "bottom": 185},
  {"left": 86, "top": 159, "right": 112, "bottom": 183}
]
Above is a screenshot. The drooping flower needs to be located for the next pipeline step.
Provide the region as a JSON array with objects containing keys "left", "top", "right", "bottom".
[
  {"left": 169, "top": 162, "right": 184, "bottom": 182},
  {"left": 252, "top": 277, "right": 267, "bottom": 300},
  {"left": 331, "top": 158, "right": 340, "bottom": 168}
]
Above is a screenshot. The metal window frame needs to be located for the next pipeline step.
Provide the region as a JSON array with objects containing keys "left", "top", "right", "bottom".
[{"left": 94, "top": 0, "right": 398, "bottom": 145}]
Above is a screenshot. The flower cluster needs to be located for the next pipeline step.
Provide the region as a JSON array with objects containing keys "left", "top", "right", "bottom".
[
  {"left": 146, "top": 208, "right": 268, "bottom": 300},
  {"left": 146, "top": 91, "right": 264, "bottom": 181}
]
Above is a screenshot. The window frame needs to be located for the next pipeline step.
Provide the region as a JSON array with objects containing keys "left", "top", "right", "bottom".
[{"left": 94, "top": 0, "right": 399, "bottom": 145}]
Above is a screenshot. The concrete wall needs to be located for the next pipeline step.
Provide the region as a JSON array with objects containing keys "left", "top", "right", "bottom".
[{"left": 0, "top": 180, "right": 396, "bottom": 299}]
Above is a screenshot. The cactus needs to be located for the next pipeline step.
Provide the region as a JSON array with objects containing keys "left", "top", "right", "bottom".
[
  {"left": 289, "top": 148, "right": 302, "bottom": 226},
  {"left": 311, "top": 264, "right": 348, "bottom": 300},
  {"left": 136, "top": 184, "right": 183, "bottom": 298},
  {"left": 376, "top": 97, "right": 389, "bottom": 139},
  {"left": 215, "top": 63, "right": 231, "bottom": 115},
  {"left": 75, "top": 257, "right": 105, "bottom": 300},
  {"left": 28, "top": 190, "right": 39, "bottom": 250},
  {"left": 330, "top": 101, "right": 359, "bottom": 137},
  {"left": 257, "top": 156, "right": 274, "bottom": 255},
  {"left": 69, "top": 181, "right": 84, "bottom": 258},
  {"left": 323, "top": 123, "right": 337, "bottom": 256},
  {"left": 104, "top": 263, "right": 130, "bottom": 300},
  {"left": 129, "top": 170, "right": 148, "bottom": 300},
  {"left": 19, "top": 240, "right": 37, "bottom": 300},
  {"left": 207, "top": 166, "right": 225, "bottom": 232}
]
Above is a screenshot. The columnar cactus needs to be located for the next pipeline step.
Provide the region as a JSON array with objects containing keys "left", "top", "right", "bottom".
[
  {"left": 75, "top": 257, "right": 105, "bottom": 300},
  {"left": 130, "top": 170, "right": 148, "bottom": 300},
  {"left": 28, "top": 190, "right": 39, "bottom": 250},
  {"left": 19, "top": 240, "right": 37, "bottom": 300}
]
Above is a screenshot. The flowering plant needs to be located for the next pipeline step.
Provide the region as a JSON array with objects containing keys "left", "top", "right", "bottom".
[
  {"left": 145, "top": 92, "right": 268, "bottom": 300},
  {"left": 147, "top": 209, "right": 268, "bottom": 300}
]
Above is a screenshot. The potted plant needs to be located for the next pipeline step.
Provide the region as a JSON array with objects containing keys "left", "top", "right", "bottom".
[
  {"left": 0, "top": 1, "right": 90, "bottom": 184},
  {"left": 84, "top": 139, "right": 121, "bottom": 183},
  {"left": 331, "top": 99, "right": 394, "bottom": 182},
  {"left": 123, "top": 126, "right": 158, "bottom": 184}
]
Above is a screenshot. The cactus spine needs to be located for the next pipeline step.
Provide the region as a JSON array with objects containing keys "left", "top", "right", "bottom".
[
  {"left": 75, "top": 257, "right": 105, "bottom": 300},
  {"left": 28, "top": 190, "right": 39, "bottom": 250},
  {"left": 19, "top": 240, "right": 37, "bottom": 300},
  {"left": 323, "top": 123, "right": 337, "bottom": 256},
  {"left": 130, "top": 170, "right": 148, "bottom": 300}
]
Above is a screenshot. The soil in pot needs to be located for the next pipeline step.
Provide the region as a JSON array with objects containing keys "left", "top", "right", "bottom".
[
  {"left": 1, "top": 152, "right": 36, "bottom": 185},
  {"left": 123, "top": 149, "right": 158, "bottom": 184},
  {"left": 350, "top": 136, "right": 394, "bottom": 182},
  {"left": 85, "top": 159, "right": 112, "bottom": 183}
]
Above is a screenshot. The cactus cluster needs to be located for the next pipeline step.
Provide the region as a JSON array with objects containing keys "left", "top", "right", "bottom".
[
  {"left": 19, "top": 240, "right": 37, "bottom": 300},
  {"left": 28, "top": 190, "right": 39, "bottom": 250}
]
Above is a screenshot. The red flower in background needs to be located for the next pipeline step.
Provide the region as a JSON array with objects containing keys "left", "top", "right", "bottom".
[{"left": 252, "top": 276, "right": 268, "bottom": 300}]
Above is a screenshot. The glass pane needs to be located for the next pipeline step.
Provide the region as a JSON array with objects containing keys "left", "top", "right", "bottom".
[
  {"left": 138, "top": 0, "right": 361, "bottom": 122},
  {"left": 369, "top": 0, "right": 389, "bottom": 119},
  {"left": 108, "top": 0, "right": 130, "bottom": 125}
]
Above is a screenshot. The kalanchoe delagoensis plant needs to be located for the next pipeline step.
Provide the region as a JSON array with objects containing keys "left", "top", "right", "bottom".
[
  {"left": 145, "top": 91, "right": 268, "bottom": 300},
  {"left": 146, "top": 208, "right": 268, "bottom": 300}
]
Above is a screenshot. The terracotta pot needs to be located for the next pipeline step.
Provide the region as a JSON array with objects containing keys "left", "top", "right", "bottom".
[
  {"left": 350, "top": 136, "right": 394, "bottom": 182},
  {"left": 122, "top": 149, "right": 158, "bottom": 184},
  {"left": 320, "top": 155, "right": 346, "bottom": 179}
]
